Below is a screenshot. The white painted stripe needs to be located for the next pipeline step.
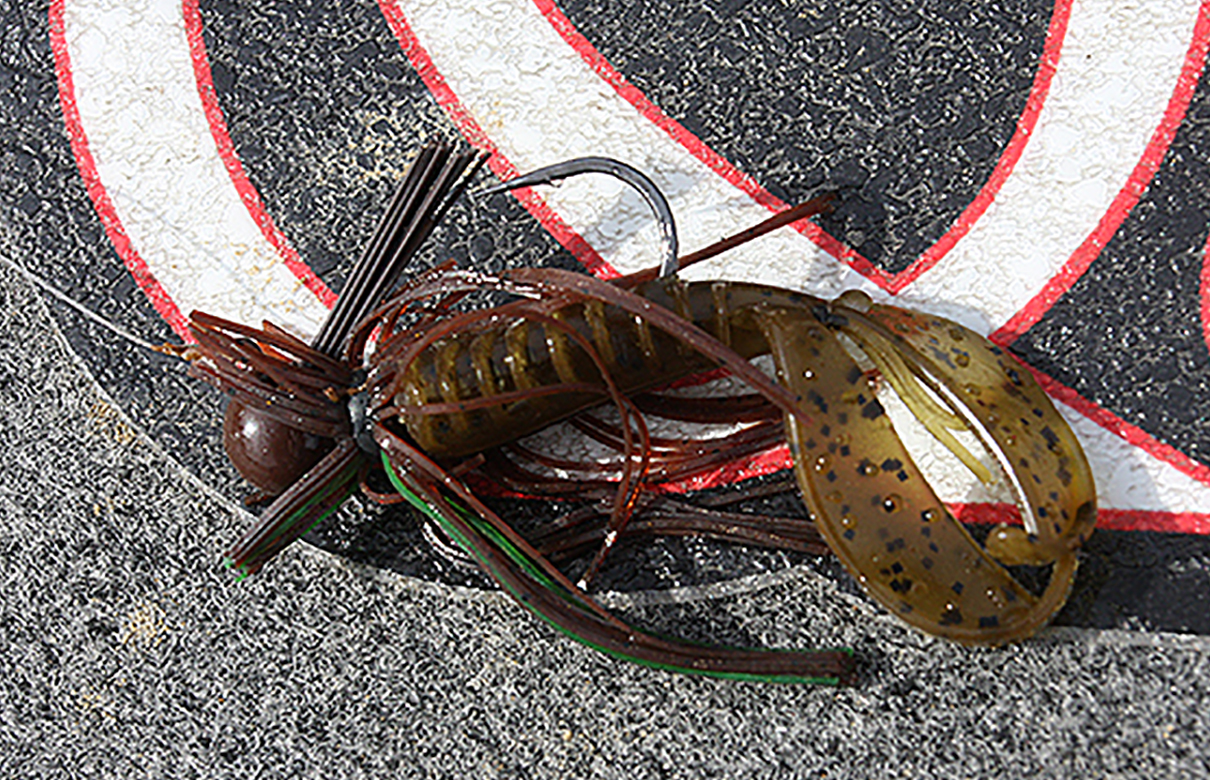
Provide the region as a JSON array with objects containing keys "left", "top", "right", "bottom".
[
  {"left": 898, "top": 0, "right": 1201, "bottom": 331},
  {"left": 395, "top": 0, "right": 848, "bottom": 291},
  {"left": 1059, "top": 401, "right": 1210, "bottom": 513},
  {"left": 398, "top": 0, "right": 1195, "bottom": 332},
  {"left": 62, "top": 0, "right": 327, "bottom": 336},
  {"left": 398, "top": 0, "right": 1208, "bottom": 515}
]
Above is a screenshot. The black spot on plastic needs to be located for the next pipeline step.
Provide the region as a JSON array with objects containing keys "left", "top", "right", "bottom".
[{"left": 940, "top": 607, "right": 964, "bottom": 626}]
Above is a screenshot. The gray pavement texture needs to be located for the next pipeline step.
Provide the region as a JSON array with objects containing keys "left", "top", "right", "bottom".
[{"left": 3, "top": 262, "right": 1210, "bottom": 777}]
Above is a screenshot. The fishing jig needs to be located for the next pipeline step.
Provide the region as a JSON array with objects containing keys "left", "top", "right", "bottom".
[{"left": 182, "top": 142, "right": 1095, "bottom": 684}]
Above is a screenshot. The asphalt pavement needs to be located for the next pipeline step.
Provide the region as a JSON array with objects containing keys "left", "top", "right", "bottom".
[
  {"left": 4, "top": 0, "right": 1210, "bottom": 777},
  {"left": 4, "top": 257, "right": 1209, "bottom": 777}
]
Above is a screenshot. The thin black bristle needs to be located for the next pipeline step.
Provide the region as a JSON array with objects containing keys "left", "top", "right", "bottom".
[
  {"left": 310, "top": 143, "right": 486, "bottom": 358},
  {"left": 312, "top": 146, "right": 436, "bottom": 353},
  {"left": 311, "top": 143, "right": 447, "bottom": 356}
]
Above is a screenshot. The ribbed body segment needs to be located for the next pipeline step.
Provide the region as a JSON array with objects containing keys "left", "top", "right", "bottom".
[{"left": 393, "top": 279, "right": 818, "bottom": 458}]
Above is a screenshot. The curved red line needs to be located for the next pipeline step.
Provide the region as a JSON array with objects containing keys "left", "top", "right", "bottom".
[
  {"left": 897, "top": 0, "right": 1070, "bottom": 293},
  {"left": 1023, "top": 359, "right": 1210, "bottom": 489},
  {"left": 49, "top": 0, "right": 192, "bottom": 340},
  {"left": 181, "top": 0, "right": 336, "bottom": 308},
  {"left": 670, "top": 411, "right": 1210, "bottom": 533},
  {"left": 950, "top": 502, "right": 1210, "bottom": 536},
  {"left": 703, "top": 364, "right": 1210, "bottom": 537},
  {"left": 981, "top": 5, "right": 1210, "bottom": 505},
  {"left": 1201, "top": 228, "right": 1210, "bottom": 355},
  {"left": 666, "top": 447, "right": 1210, "bottom": 535},
  {"left": 380, "top": 0, "right": 1207, "bottom": 535},
  {"left": 994, "top": 3, "right": 1210, "bottom": 343},
  {"left": 376, "top": 0, "right": 616, "bottom": 279},
  {"left": 533, "top": 0, "right": 1070, "bottom": 295},
  {"left": 475, "top": 435, "right": 1209, "bottom": 535}
]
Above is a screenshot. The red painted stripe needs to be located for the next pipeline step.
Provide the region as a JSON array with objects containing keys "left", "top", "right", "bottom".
[
  {"left": 644, "top": 361, "right": 1210, "bottom": 535},
  {"left": 533, "top": 0, "right": 1070, "bottom": 295},
  {"left": 49, "top": 0, "right": 192, "bottom": 340},
  {"left": 896, "top": 1, "right": 1070, "bottom": 293},
  {"left": 994, "top": 3, "right": 1210, "bottom": 343},
  {"left": 1024, "top": 359, "right": 1210, "bottom": 488},
  {"left": 981, "top": 6, "right": 1210, "bottom": 500},
  {"left": 671, "top": 446, "right": 793, "bottom": 495},
  {"left": 951, "top": 502, "right": 1210, "bottom": 536},
  {"left": 474, "top": 437, "right": 1210, "bottom": 536},
  {"left": 383, "top": 0, "right": 1206, "bottom": 537},
  {"left": 1201, "top": 225, "right": 1210, "bottom": 355},
  {"left": 181, "top": 0, "right": 336, "bottom": 308},
  {"left": 669, "top": 427, "right": 1210, "bottom": 534},
  {"left": 376, "top": 0, "right": 617, "bottom": 279}
]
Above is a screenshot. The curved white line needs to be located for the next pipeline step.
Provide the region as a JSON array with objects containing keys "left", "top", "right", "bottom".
[
  {"left": 395, "top": 0, "right": 850, "bottom": 292},
  {"left": 901, "top": 0, "right": 1201, "bottom": 331},
  {"left": 62, "top": 0, "right": 327, "bottom": 336},
  {"left": 398, "top": 0, "right": 1196, "bottom": 332},
  {"left": 1059, "top": 401, "right": 1210, "bottom": 515},
  {"left": 397, "top": 0, "right": 1210, "bottom": 518}
]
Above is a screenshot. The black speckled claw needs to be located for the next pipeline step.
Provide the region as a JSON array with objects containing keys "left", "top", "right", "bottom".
[{"left": 761, "top": 293, "right": 1096, "bottom": 646}]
